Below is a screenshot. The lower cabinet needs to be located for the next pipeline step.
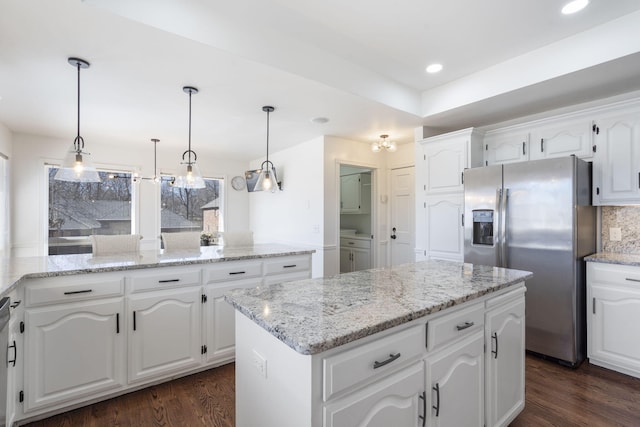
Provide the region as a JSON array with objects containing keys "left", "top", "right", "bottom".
[
  {"left": 485, "top": 290, "right": 526, "bottom": 427},
  {"left": 340, "top": 237, "right": 371, "bottom": 273},
  {"left": 587, "top": 262, "right": 640, "bottom": 378},
  {"left": 127, "top": 286, "right": 202, "bottom": 384},
  {"left": 24, "top": 298, "right": 125, "bottom": 412},
  {"left": 426, "top": 332, "right": 484, "bottom": 427},
  {"left": 323, "top": 362, "right": 425, "bottom": 427}
]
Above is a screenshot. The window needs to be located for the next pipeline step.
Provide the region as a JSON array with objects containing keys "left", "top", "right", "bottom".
[
  {"left": 160, "top": 177, "right": 224, "bottom": 244},
  {"left": 48, "top": 167, "right": 133, "bottom": 255}
]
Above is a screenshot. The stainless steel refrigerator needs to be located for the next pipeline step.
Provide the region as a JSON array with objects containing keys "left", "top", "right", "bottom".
[{"left": 463, "top": 156, "right": 595, "bottom": 367}]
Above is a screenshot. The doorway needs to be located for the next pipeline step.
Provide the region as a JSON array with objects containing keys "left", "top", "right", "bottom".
[
  {"left": 339, "top": 164, "right": 375, "bottom": 273},
  {"left": 389, "top": 166, "right": 415, "bottom": 266}
]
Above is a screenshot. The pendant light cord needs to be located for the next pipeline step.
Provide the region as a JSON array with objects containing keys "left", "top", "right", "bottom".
[
  {"left": 75, "top": 62, "right": 82, "bottom": 152},
  {"left": 265, "top": 108, "right": 270, "bottom": 168},
  {"left": 188, "top": 90, "right": 192, "bottom": 164}
]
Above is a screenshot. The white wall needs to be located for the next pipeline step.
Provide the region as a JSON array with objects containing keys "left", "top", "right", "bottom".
[
  {"left": 249, "top": 136, "right": 325, "bottom": 277},
  {"left": 0, "top": 122, "right": 12, "bottom": 256},
  {"left": 10, "top": 132, "right": 250, "bottom": 256}
]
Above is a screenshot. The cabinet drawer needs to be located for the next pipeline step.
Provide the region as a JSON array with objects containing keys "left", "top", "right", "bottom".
[
  {"left": 25, "top": 274, "right": 124, "bottom": 307},
  {"left": 203, "top": 261, "right": 263, "bottom": 283},
  {"left": 264, "top": 256, "right": 310, "bottom": 276},
  {"left": 340, "top": 238, "right": 370, "bottom": 250},
  {"left": 427, "top": 302, "right": 484, "bottom": 351},
  {"left": 127, "top": 267, "right": 201, "bottom": 293},
  {"left": 323, "top": 324, "right": 424, "bottom": 401},
  {"left": 588, "top": 262, "right": 640, "bottom": 287}
]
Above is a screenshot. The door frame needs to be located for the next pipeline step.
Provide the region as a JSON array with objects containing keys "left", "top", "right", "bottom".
[{"left": 336, "top": 159, "right": 377, "bottom": 270}]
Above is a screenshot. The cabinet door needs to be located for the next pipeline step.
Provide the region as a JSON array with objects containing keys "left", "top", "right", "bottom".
[
  {"left": 339, "top": 248, "right": 353, "bottom": 273},
  {"left": 485, "top": 297, "right": 525, "bottom": 427},
  {"left": 127, "top": 287, "right": 201, "bottom": 384},
  {"left": 423, "top": 138, "right": 467, "bottom": 194},
  {"left": 24, "top": 299, "right": 124, "bottom": 412},
  {"left": 589, "top": 284, "right": 640, "bottom": 376},
  {"left": 425, "top": 194, "right": 464, "bottom": 262},
  {"left": 426, "top": 332, "right": 484, "bottom": 427},
  {"left": 483, "top": 132, "right": 529, "bottom": 166},
  {"left": 592, "top": 112, "right": 640, "bottom": 204},
  {"left": 352, "top": 248, "right": 371, "bottom": 271},
  {"left": 323, "top": 361, "right": 425, "bottom": 427},
  {"left": 529, "top": 120, "right": 592, "bottom": 160},
  {"left": 340, "top": 174, "right": 361, "bottom": 213},
  {"left": 205, "top": 278, "right": 262, "bottom": 364}
]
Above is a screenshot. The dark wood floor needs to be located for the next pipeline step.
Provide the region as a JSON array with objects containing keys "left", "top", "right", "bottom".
[{"left": 23, "top": 355, "right": 640, "bottom": 427}]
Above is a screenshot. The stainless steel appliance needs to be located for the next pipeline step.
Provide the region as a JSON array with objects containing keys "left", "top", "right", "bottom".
[{"left": 464, "top": 156, "right": 595, "bottom": 366}]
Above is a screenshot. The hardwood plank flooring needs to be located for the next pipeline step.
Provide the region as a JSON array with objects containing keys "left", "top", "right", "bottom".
[{"left": 23, "top": 355, "right": 640, "bottom": 427}]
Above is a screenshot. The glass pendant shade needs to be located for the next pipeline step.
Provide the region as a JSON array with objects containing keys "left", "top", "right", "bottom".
[
  {"left": 255, "top": 164, "right": 278, "bottom": 193},
  {"left": 55, "top": 140, "right": 101, "bottom": 182},
  {"left": 173, "top": 160, "right": 205, "bottom": 189}
]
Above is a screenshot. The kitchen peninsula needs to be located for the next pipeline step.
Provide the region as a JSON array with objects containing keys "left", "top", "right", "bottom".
[
  {"left": 226, "top": 260, "right": 532, "bottom": 427},
  {"left": 1, "top": 244, "right": 313, "bottom": 426}
]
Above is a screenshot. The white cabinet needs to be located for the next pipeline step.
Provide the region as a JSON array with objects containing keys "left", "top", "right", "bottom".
[
  {"left": 528, "top": 119, "right": 592, "bottom": 160},
  {"left": 425, "top": 194, "right": 464, "bottom": 262},
  {"left": 485, "top": 288, "right": 526, "bottom": 427},
  {"left": 340, "top": 173, "right": 371, "bottom": 214},
  {"left": 426, "top": 332, "right": 484, "bottom": 427},
  {"left": 483, "top": 131, "right": 529, "bottom": 166},
  {"left": 6, "top": 288, "right": 23, "bottom": 427},
  {"left": 340, "top": 237, "right": 371, "bottom": 273},
  {"left": 127, "top": 286, "right": 202, "bottom": 384},
  {"left": 323, "top": 362, "right": 425, "bottom": 427},
  {"left": 416, "top": 128, "right": 482, "bottom": 261},
  {"left": 23, "top": 274, "right": 125, "bottom": 414},
  {"left": 587, "top": 262, "right": 640, "bottom": 378},
  {"left": 592, "top": 110, "right": 640, "bottom": 205}
]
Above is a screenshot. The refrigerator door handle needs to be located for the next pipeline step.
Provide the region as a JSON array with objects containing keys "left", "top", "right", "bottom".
[
  {"left": 500, "top": 188, "right": 509, "bottom": 267},
  {"left": 496, "top": 188, "right": 503, "bottom": 267}
]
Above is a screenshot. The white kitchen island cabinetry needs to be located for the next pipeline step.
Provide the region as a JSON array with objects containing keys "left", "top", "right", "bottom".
[
  {"left": 228, "top": 260, "right": 531, "bottom": 427},
  {"left": 23, "top": 273, "right": 126, "bottom": 414},
  {"left": 587, "top": 259, "right": 640, "bottom": 378}
]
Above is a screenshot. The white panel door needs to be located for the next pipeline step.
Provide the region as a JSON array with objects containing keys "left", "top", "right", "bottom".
[{"left": 390, "top": 167, "right": 415, "bottom": 266}]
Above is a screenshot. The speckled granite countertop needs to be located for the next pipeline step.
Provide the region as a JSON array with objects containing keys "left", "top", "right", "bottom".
[
  {"left": 585, "top": 252, "right": 640, "bottom": 266},
  {"left": 225, "top": 260, "right": 532, "bottom": 355},
  {"left": 0, "top": 244, "right": 314, "bottom": 296}
]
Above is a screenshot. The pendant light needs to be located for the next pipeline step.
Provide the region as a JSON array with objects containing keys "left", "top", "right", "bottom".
[
  {"left": 254, "top": 106, "right": 281, "bottom": 192},
  {"left": 173, "top": 86, "right": 205, "bottom": 189},
  {"left": 133, "top": 138, "right": 163, "bottom": 183},
  {"left": 371, "top": 134, "right": 397, "bottom": 153},
  {"left": 55, "top": 57, "right": 101, "bottom": 182}
]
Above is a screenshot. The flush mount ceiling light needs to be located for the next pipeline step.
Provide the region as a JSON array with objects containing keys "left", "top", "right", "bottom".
[
  {"left": 246, "top": 106, "right": 282, "bottom": 193},
  {"left": 55, "top": 57, "right": 101, "bottom": 182},
  {"left": 562, "top": 0, "right": 589, "bottom": 14},
  {"left": 426, "top": 63, "right": 443, "bottom": 74},
  {"left": 372, "top": 134, "right": 397, "bottom": 153},
  {"left": 173, "top": 86, "right": 205, "bottom": 189}
]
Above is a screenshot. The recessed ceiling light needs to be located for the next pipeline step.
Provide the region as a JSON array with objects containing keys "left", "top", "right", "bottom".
[
  {"left": 426, "top": 63, "right": 443, "bottom": 74},
  {"left": 562, "top": 0, "right": 589, "bottom": 15},
  {"left": 311, "top": 117, "right": 329, "bottom": 124}
]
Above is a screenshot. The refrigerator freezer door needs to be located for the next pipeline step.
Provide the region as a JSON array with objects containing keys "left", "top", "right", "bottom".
[
  {"left": 503, "top": 157, "right": 580, "bottom": 364},
  {"left": 464, "top": 165, "right": 503, "bottom": 267}
]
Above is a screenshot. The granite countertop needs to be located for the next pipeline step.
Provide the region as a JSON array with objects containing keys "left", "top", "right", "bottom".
[
  {"left": 225, "top": 260, "right": 532, "bottom": 355},
  {"left": 585, "top": 252, "right": 640, "bottom": 266},
  {"left": 0, "top": 244, "right": 314, "bottom": 296}
]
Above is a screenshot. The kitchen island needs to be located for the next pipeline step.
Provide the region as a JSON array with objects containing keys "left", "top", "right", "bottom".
[{"left": 226, "top": 260, "right": 532, "bottom": 427}]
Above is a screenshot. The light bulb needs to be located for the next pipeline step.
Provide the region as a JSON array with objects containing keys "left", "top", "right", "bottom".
[
  {"left": 371, "top": 142, "right": 382, "bottom": 152},
  {"left": 262, "top": 171, "right": 273, "bottom": 191}
]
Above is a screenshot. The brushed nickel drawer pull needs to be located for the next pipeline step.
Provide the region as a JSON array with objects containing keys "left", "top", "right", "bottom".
[
  {"left": 456, "top": 321, "right": 474, "bottom": 331},
  {"left": 64, "top": 289, "right": 92, "bottom": 295},
  {"left": 373, "top": 352, "right": 401, "bottom": 369}
]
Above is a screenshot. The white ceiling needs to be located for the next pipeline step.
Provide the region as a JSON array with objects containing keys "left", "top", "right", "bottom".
[{"left": 1, "top": 0, "right": 640, "bottom": 161}]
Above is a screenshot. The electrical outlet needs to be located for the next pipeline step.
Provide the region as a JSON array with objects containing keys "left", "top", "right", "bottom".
[
  {"left": 252, "top": 349, "right": 267, "bottom": 379},
  {"left": 610, "top": 227, "right": 622, "bottom": 242}
]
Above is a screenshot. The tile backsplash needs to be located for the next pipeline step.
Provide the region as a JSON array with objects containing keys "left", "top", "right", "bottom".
[{"left": 601, "top": 206, "right": 640, "bottom": 254}]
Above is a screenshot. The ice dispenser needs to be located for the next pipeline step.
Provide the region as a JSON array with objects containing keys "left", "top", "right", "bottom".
[{"left": 472, "top": 210, "right": 494, "bottom": 245}]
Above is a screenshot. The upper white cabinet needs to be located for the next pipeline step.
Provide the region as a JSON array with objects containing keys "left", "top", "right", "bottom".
[
  {"left": 483, "top": 131, "right": 529, "bottom": 166},
  {"left": 340, "top": 173, "right": 371, "bottom": 214},
  {"left": 415, "top": 128, "right": 483, "bottom": 262},
  {"left": 591, "top": 109, "right": 640, "bottom": 205},
  {"left": 528, "top": 118, "right": 593, "bottom": 160},
  {"left": 587, "top": 262, "right": 640, "bottom": 378}
]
